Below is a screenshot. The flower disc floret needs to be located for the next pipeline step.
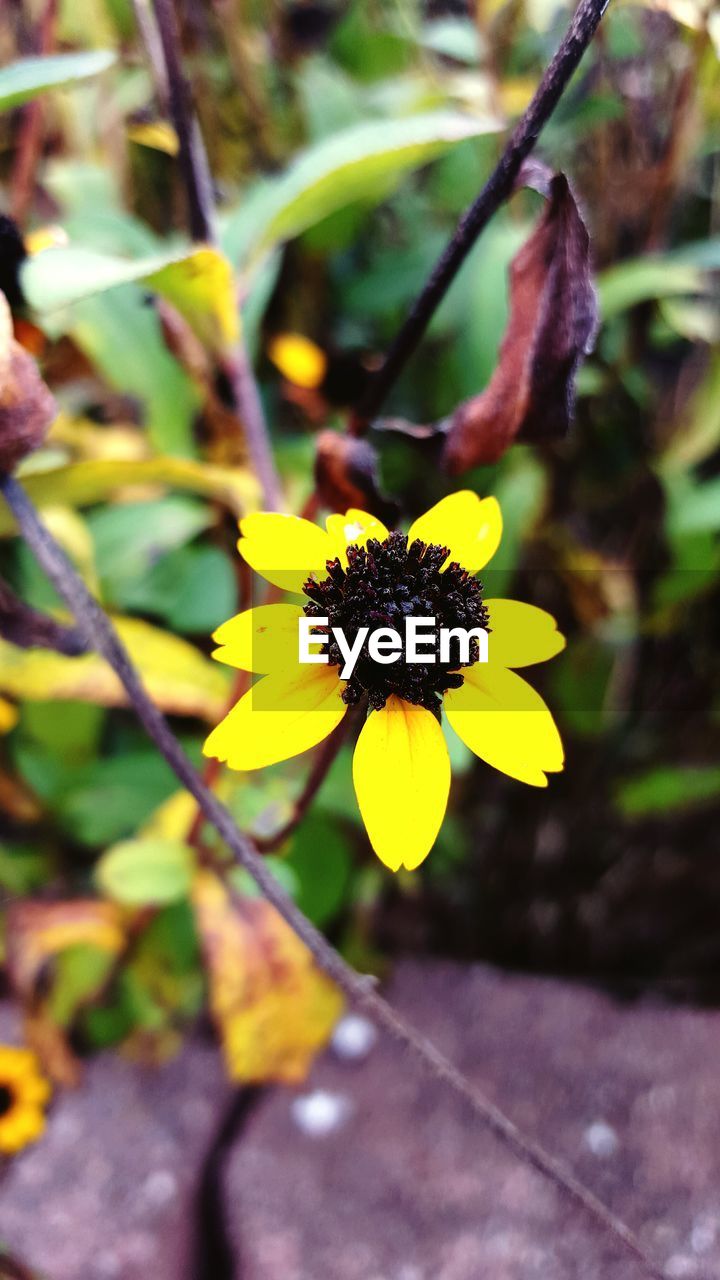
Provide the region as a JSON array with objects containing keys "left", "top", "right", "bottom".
[{"left": 302, "top": 531, "right": 490, "bottom": 712}]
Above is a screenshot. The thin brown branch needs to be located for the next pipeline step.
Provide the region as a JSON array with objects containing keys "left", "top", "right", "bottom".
[
  {"left": 148, "top": 0, "right": 283, "bottom": 511},
  {"left": 350, "top": 0, "right": 611, "bottom": 432},
  {"left": 151, "top": 0, "right": 216, "bottom": 243},
  {"left": 0, "top": 472, "right": 665, "bottom": 1280}
]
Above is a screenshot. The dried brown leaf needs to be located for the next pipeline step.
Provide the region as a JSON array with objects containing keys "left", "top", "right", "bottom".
[
  {"left": 6, "top": 899, "right": 125, "bottom": 999},
  {"left": 6, "top": 900, "right": 126, "bottom": 1088},
  {"left": 0, "top": 291, "right": 56, "bottom": 474},
  {"left": 443, "top": 174, "right": 597, "bottom": 474},
  {"left": 315, "top": 428, "right": 398, "bottom": 522}
]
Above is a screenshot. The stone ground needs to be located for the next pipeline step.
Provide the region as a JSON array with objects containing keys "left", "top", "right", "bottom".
[{"left": 2, "top": 961, "right": 720, "bottom": 1279}]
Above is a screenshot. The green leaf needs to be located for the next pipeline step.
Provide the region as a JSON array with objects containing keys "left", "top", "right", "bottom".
[
  {"left": 22, "top": 244, "right": 239, "bottom": 354},
  {"left": 598, "top": 257, "right": 706, "bottom": 320},
  {"left": 287, "top": 815, "right": 352, "bottom": 926},
  {"left": 662, "top": 467, "right": 720, "bottom": 542},
  {"left": 444, "top": 216, "right": 530, "bottom": 400},
  {"left": 86, "top": 496, "right": 212, "bottom": 604},
  {"left": 81, "top": 992, "right": 134, "bottom": 1049},
  {"left": 483, "top": 451, "right": 547, "bottom": 597},
  {"left": 97, "top": 838, "right": 194, "bottom": 906},
  {"left": 20, "top": 699, "right": 104, "bottom": 764},
  {"left": 142, "top": 902, "right": 200, "bottom": 973},
  {"left": 0, "top": 843, "right": 51, "bottom": 895},
  {"left": 0, "top": 457, "right": 258, "bottom": 536},
  {"left": 616, "top": 766, "right": 720, "bottom": 818},
  {"left": 662, "top": 355, "right": 720, "bottom": 471},
  {"left": 48, "top": 944, "right": 116, "bottom": 1026},
  {"left": 420, "top": 17, "right": 480, "bottom": 63},
  {"left": 22, "top": 245, "right": 185, "bottom": 311},
  {"left": 296, "top": 58, "right": 362, "bottom": 142},
  {"left": 550, "top": 638, "right": 615, "bottom": 739},
  {"left": 672, "top": 238, "right": 720, "bottom": 270},
  {"left": 0, "top": 50, "right": 115, "bottom": 112},
  {"left": 44, "top": 751, "right": 183, "bottom": 846},
  {"left": 222, "top": 111, "right": 501, "bottom": 268},
  {"left": 58, "top": 286, "right": 200, "bottom": 457},
  {"left": 655, "top": 480, "right": 720, "bottom": 604},
  {"left": 124, "top": 544, "right": 237, "bottom": 633},
  {"left": 668, "top": 475, "right": 720, "bottom": 535}
]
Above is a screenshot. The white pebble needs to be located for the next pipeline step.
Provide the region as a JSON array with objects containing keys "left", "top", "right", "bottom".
[
  {"left": 691, "top": 1214, "right": 718, "bottom": 1255},
  {"left": 665, "top": 1255, "right": 700, "bottom": 1279},
  {"left": 331, "top": 1014, "right": 378, "bottom": 1062},
  {"left": 583, "top": 1120, "right": 619, "bottom": 1158},
  {"left": 290, "top": 1089, "right": 352, "bottom": 1138},
  {"left": 141, "top": 1169, "right": 178, "bottom": 1208}
]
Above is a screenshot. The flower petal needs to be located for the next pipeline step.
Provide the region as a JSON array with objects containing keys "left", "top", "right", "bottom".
[
  {"left": 407, "top": 491, "right": 502, "bottom": 573},
  {"left": 445, "top": 665, "right": 563, "bottom": 787},
  {"left": 203, "top": 665, "right": 345, "bottom": 771},
  {"left": 212, "top": 603, "right": 305, "bottom": 673},
  {"left": 352, "top": 696, "right": 450, "bottom": 872},
  {"left": 18, "top": 1076, "right": 51, "bottom": 1106},
  {"left": 238, "top": 512, "right": 335, "bottom": 593},
  {"left": 486, "top": 599, "right": 565, "bottom": 668},
  {"left": 325, "top": 508, "right": 389, "bottom": 563}
]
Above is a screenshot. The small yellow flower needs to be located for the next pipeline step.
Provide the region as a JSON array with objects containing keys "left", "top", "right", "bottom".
[
  {"left": 267, "top": 332, "right": 328, "bottom": 390},
  {"left": 204, "top": 491, "right": 565, "bottom": 871},
  {"left": 0, "top": 1046, "right": 51, "bottom": 1155}
]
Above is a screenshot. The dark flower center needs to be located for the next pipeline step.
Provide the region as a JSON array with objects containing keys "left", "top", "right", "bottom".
[
  {"left": 0, "top": 1084, "right": 15, "bottom": 1117},
  {"left": 303, "top": 532, "right": 489, "bottom": 714}
]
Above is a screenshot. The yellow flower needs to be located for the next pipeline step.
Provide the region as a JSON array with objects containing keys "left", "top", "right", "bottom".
[
  {"left": 0, "top": 1046, "right": 51, "bottom": 1154},
  {"left": 267, "top": 332, "right": 328, "bottom": 390},
  {"left": 204, "top": 491, "right": 565, "bottom": 871}
]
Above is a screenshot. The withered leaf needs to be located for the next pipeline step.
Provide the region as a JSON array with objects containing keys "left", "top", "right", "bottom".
[
  {"left": 192, "top": 870, "right": 343, "bottom": 1084},
  {"left": 443, "top": 174, "right": 597, "bottom": 474},
  {"left": 0, "top": 290, "right": 56, "bottom": 474},
  {"left": 5, "top": 899, "right": 125, "bottom": 1000},
  {"left": 314, "top": 428, "right": 398, "bottom": 522},
  {"left": 5, "top": 899, "right": 126, "bottom": 1087}
]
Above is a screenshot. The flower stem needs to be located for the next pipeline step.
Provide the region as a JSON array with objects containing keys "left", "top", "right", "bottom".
[
  {"left": 0, "top": 471, "right": 665, "bottom": 1280},
  {"left": 350, "top": 0, "right": 612, "bottom": 432},
  {"left": 150, "top": 0, "right": 216, "bottom": 243}
]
